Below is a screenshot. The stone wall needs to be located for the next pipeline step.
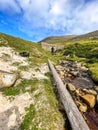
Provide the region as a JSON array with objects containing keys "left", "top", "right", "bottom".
[{"left": 41, "top": 42, "right": 64, "bottom": 52}]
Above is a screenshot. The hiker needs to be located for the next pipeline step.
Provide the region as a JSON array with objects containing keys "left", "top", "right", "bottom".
[{"left": 51, "top": 46, "right": 55, "bottom": 55}]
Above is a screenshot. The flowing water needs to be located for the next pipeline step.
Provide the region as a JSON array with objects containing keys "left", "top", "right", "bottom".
[{"left": 59, "top": 61, "right": 98, "bottom": 130}]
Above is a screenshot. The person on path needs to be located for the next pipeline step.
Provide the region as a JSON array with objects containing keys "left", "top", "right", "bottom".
[{"left": 51, "top": 46, "right": 55, "bottom": 55}]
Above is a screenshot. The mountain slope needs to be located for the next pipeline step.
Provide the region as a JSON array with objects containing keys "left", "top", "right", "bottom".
[
  {"left": 39, "top": 35, "right": 76, "bottom": 44},
  {"left": 39, "top": 30, "right": 98, "bottom": 45},
  {"left": 0, "top": 33, "right": 64, "bottom": 130},
  {"left": 70, "top": 30, "right": 98, "bottom": 41}
]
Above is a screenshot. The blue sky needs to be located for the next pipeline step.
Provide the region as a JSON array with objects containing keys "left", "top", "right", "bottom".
[{"left": 0, "top": 0, "right": 98, "bottom": 42}]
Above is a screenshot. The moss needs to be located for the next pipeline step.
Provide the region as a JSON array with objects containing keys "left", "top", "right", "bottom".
[
  {"left": 21, "top": 104, "right": 38, "bottom": 130},
  {"left": 3, "top": 87, "right": 19, "bottom": 96},
  {"left": 3, "top": 78, "right": 39, "bottom": 96}
]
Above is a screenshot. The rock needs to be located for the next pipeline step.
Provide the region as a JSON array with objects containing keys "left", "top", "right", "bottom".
[
  {"left": 83, "top": 89, "right": 97, "bottom": 96},
  {"left": 59, "top": 60, "right": 68, "bottom": 65},
  {"left": 0, "top": 70, "right": 18, "bottom": 89},
  {"left": 88, "top": 89, "right": 97, "bottom": 95},
  {"left": 59, "top": 71, "right": 64, "bottom": 79},
  {"left": 55, "top": 65, "right": 64, "bottom": 71},
  {"left": 76, "top": 88, "right": 84, "bottom": 96},
  {"left": 0, "top": 106, "right": 21, "bottom": 130},
  {"left": 76, "top": 62, "right": 81, "bottom": 68},
  {"left": 79, "top": 66, "right": 88, "bottom": 71},
  {"left": 79, "top": 104, "right": 88, "bottom": 113},
  {"left": 67, "top": 74, "right": 72, "bottom": 77},
  {"left": 80, "top": 94, "right": 96, "bottom": 108},
  {"left": 94, "top": 86, "right": 98, "bottom": 92},
  {"left": 75, "top": 100, "right": 87, "bottom": 112},
  {"left": 70, "top": 71, "right": 78, "bottom": 77},
  {"left": 96, "top": 95, "right": 98, "bottom": 104},
  {"left": 66, "top": 83, "right": 76, "bottom": 92}
]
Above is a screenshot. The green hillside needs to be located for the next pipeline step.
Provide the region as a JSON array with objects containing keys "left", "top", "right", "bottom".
[
  {"left": 0, "top": 33, "right": 51, "bottom": 65},
  {"left": 68, "top": 30, "right": 98, "bottom": 42},
  {"left": 39, "top": 30, "right": 98, "bottom": 83},
  {"left": 59, "top": 38, "right": 98, "bottom": 83},
  {"left": 39, "top": 35, "right": 76, "bottom": 45},
  {"left": 40, "top": 30, "right": 98, "bottom": 45},
  {"left": 0, "top": 33, "right": 64, "bottom": 130},
  {"left": 1, "top": 30, "right": 98, "bottom": 129}
]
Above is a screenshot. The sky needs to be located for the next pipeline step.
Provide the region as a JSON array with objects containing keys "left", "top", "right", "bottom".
[{"left": 0, "top": 0, "right": 98, "bottom": 42}]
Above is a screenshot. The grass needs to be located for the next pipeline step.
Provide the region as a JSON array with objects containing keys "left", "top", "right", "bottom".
[
  {"left": 88, "top": 63, "right": 98, "bottom": 82},
  {"left": 0, "top": 33, "right": 54, "bottom": 67},
  {"left": 20, "top": 104, "right": 38, "bottom": 130},
  {"left": 19, "top": 78, "right": 64, "bottom": 130},
  {"left": 0, "top": 33, "right": 64, "bottom": 129},
  {"left": 3, "top": 78, "right": 39, "bottom": 96},
  {"left": 61, "top": 39, "right": 98, "bottom": 82}
]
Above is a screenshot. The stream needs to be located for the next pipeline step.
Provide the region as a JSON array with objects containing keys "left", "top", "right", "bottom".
[{"left": 56, "top": 60, "right": 98, "bottom": 130}]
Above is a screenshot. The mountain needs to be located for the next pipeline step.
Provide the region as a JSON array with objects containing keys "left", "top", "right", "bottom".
[
  {"left": 39, "top": 30, "right": 98, "bottom": 45},
  {"left": 70, "top": 30, "right": 98, "bottom": 41},
  {"left": 39, "top": 35, "right": 76, "bottom": 44}
]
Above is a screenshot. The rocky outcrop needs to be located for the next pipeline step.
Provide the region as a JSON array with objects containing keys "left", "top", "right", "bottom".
[
  {"left": 0, "top": 106, "right": 21, "bottom": 130},
  {"left": 0, "top": 70, "right": 18, "bottom": 89}
]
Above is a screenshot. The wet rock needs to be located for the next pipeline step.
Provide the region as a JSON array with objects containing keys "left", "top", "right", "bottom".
[
  {"left": 79, "top": 66, "right": 88, "bottom": 71},
  {"left": 79, "top": 104, "right": 88, "bottom": 113},
  {"left": 96, "top": 95, "right": 98, "bottom": 104},
  {"left": 76, "top": 88, "right": 83, "bottom": 96},
  {"left": 59, "top": 71, "right": 64, "bottom": 79},
  {"left": 70, "top": 71, "right": 78, "bottom": 77},
  {"left": 56, "top": 65, "right": 64, "bottom": 72},
  {"left": 67, "top": 74, "right": 72, "bottom": 78},
  {"left": 88, "top": 90, "right": 97, "bottom": 96},
  {"left": 76, "top": 100, "right": 87, "bottom": 112},
  {"left": 83, "top": 89, "right": 97, "bottom": 96},
  {"left": 76, "top": 62, "right": 81, "bottom": 68},
  {"left": 0, "top": 70, "right": 18, "bottom": 89},
  {"left": 75, "top": 88, "right": 96, "bottom": 108},
  {"left": 80, "top": 94, "right": 96, "bottom": 108},
  {"left": 59, "top": 60, "right": 68, "bottom": 65},
  {"left": 66, "top": 83, "right": 76, "bottom": 92},
  {"left": 94, "top": 86, "right": 98, "bottom": 92}
]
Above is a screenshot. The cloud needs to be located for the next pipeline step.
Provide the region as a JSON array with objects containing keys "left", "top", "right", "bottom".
[
  {"left": 0, "top": 0, "right": 98, "bottom": 41},
  {"left": 0, "top": 0, "right": 21, "bottom": 14}
]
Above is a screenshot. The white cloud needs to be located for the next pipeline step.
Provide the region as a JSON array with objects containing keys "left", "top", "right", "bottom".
[
  {"left": 0, "top": 0, "right": 21, "bottom": 14},
  {"left": 0, "top": 0, "right": 98, "bottom": 40}
]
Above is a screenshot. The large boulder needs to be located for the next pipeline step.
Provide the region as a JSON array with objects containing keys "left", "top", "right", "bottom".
[
  {"left": 80, "top": 94, "right": 96, "bottom": 108},
  {"left": 0, "top": 70, "right": 18, "bottom": 89},
  {"left": 76, "top": 88, "right": 96, "bottom": 108}
]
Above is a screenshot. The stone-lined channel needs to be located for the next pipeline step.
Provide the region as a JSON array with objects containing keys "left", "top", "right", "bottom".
[{"left": 55, "top": 60, "right": 98, "bottom": 130}]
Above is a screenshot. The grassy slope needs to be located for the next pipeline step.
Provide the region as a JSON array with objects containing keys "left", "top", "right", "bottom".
[
  {"left": 68, "top": 30, "right": 98, "bottom": 42},
  {"left": 58, "top": 38, "right": 98, "bottom": 82},
  {"left": 0, "top": 33, "right": 51, "bottom": 64},
  {"left": 0, "top": 33, "right": 64, "bottom": 130},
  {"left": 39, "top": 35, "right": 76, "bottom": 45},
  {"left": 39, "top": 30, "right": 98, "bottom": 83}
]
